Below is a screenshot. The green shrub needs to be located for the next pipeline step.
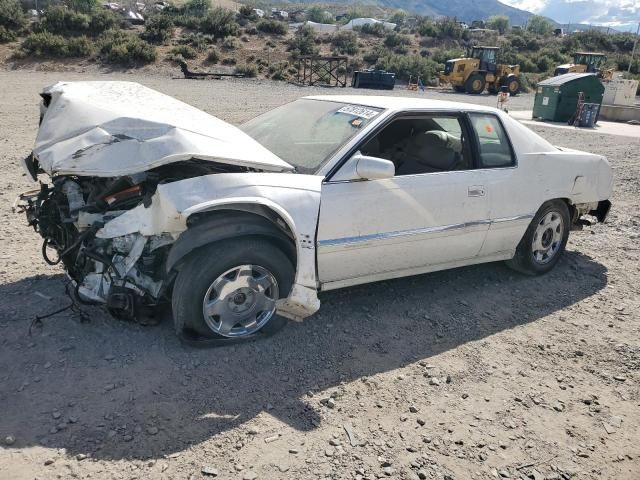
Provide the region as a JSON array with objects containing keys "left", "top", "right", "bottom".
[
  {"left": 170, "top": 44, "right": 197, "bottom": 59},
  {"left": 66, "top": 35, "right": 94, "bottom": 56},
  {"left": 362, "top": 45, "right": 389, "bottom": 64},
  {"left": 67, "top": 0, "right": 99, "bottom": 14},
  {"left": 98, "top": 29, "right": 156, "bottom": 65},
  {"left": 143, "top": 15, "right": 174, "bottom": 44},
  {"left": 235, "top": 63, "right": 257, "bottom": 77},
  {"left": 430, "top": 48, "right": 465, "bottom": 64},
  {"left": 416, "top": 18, "right": 439, "bottom": 37},
  {"left": 205, "top": 47, "right": 219, "bottom": 63},
  {"left": 375, "top": 53, "right": 439, "bottom": 81},
  {"left": 268, "top": 61, "right": 289, "bottom": 80},
  {"left": 0, "top": 24, "right": 16, "bottom": 42},
  {"left": 38, "top": 6, "right": 90, "bottom": 34},
  {"left": 89, "top": 9, "right": 119, "bottom": 33},
  {"left": 331, "top": 30, "right": 358, "bottom": 55},
  {"left": 287, "top": 25, "right": 318, "bottom": 57},
  {"left": 436, "top": 17, "right": 466, "bottom": 40},
  {"left": 256, "top": 18, "right": 287, "bottom": 35},
  {"left": 357, "top": 22, "right": 386, "bottom": 37},
  {"left": 22, "top": 31, "right": 94, "bottom": 57},
  {"left": 486, "top": 15, "right": 509, "bottom": 34},
  {"left": 527, "top": 15, "right": 553, "bottom": 36},
  {"left": 184, "top": 0, "right": 209, "bottom": 17},
  {"left": 0, "top": 0, "right": 26, "bottom": 31},
  {"left": 305, "top": 6, "right": 333, "bottom": 24},
  {"left": 180, "top": 32, "right": 213, "bottom": 50},
  {"left": 200, "top": 7, "right": 239, "bottom": 38},
  {"left": 384, "top": 31, "right": 410, "bottom": 48},
  {"left": 22, "top": 31, "right": 67, "bottom": 56},
  {"left": 221, "top": 36, "right": 236, "bottom": 49},
  {"left": 171, "top": 15, "right": 200, "bottom": 30}
]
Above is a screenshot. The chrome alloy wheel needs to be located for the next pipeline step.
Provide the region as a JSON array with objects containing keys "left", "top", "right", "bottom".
[
  {"left": 531, "top": 211, "right": 564, "bottom": 265},
  {"left": 202, "top": 265, "right": 279, "bottom": 337}
]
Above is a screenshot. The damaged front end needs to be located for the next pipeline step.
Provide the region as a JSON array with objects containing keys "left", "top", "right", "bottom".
[
  {"left": 16, "top": 161, "right": 247, "bottom": 319},
  {"left": 16, "top": 81, "right": 300, "bottom": 322}
]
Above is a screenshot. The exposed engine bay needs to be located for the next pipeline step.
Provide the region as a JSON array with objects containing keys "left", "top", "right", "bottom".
[{"left": 18, "top": 159, "right": 247, "bottom": 319}]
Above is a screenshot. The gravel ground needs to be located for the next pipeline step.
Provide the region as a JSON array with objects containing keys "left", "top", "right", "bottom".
[{"left": 0, "top": 69, "right": 639, "bottom": 480}]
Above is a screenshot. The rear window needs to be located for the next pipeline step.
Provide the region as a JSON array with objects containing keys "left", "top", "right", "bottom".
[{"left": 469, "top": 114, "right": 515, "bottom": 168}]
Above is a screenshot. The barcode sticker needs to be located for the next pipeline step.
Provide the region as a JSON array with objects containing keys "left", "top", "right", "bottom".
[{"left": 336, "top": 105, "right": 380, "bottom": 119}]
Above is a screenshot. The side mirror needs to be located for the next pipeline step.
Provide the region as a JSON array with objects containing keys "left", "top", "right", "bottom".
[{"left": 353, "top": 154, "right": 395, "bottom": 180}]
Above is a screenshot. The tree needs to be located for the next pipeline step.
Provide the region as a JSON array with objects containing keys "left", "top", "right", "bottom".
[
  {"left": 487, "top": 15, "right": 509, "bottom": 35},
  {"left": 0, "top": 0, "right": 26, "bottom": 31},
  {"left": 67, "top": 0, "right": 99, "bottom": 14},
  {"left": 389, "top": 10, "right": 408, "bottom": 27},
  {"left": 306, "top": 6, "right": 332, "bottom": 24},
  {"left": 527, "top": 15, "right": 553, "bottom": 36}
]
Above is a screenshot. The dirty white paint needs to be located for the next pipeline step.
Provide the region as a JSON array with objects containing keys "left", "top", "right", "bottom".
[
  {"left": 30, "top": 81, "right": 293, "bottom": 178},
  {"left": 23, "top": 85, "right": 613, "bottom": 322}
]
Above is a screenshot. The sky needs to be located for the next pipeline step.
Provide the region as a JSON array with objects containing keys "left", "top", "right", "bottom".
[{"left": 500, "top": 0, "right": 640, "bottom": 31}]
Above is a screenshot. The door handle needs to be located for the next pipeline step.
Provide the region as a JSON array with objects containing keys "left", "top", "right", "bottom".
[{"left": 468, "top": 185, "right": 486, "bottom": 197}]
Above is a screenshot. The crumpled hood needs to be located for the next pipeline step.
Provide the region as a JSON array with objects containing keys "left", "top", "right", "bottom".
[{"left": 31, "top": 81, "right": 293, "bottom": 177}]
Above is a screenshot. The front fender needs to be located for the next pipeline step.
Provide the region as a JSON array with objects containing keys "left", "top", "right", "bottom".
[{"left": 97, "top": 172, "right": 323, "bottom": 320}]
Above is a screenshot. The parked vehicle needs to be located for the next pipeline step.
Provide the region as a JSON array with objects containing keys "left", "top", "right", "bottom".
[
  {"left": 439, "top": 46, "right": 521, "bottom": 95},
  {"left": 554, "top": 52, "right": 614, "bottom": 81},
  {"left": 17, "top": 82, "right": 612, "bottom": 341}
]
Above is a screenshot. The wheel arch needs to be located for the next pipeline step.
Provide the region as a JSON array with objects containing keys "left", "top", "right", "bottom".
[{"left": 165, "top": 202, "right": 299, "bottom": 275}]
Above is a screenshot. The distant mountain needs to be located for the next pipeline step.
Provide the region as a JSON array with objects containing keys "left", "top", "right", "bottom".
[
  {"left": 380, "top": 0, "right": 535, "bottom": 26},
  {"left": 288, "top": 0, "right": 538, "bottom": 26}
]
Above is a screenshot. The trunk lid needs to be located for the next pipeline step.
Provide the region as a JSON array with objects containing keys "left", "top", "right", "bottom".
[{"left": 31, "top": 81, "right": 293, "bottom": 178}]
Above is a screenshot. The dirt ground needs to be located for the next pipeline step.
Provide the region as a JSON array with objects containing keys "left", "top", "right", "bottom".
[{"left": 0, "top": 68, "right": 638, "bottom": 480}]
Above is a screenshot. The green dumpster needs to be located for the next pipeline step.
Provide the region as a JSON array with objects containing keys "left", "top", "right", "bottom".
[{"left": 533, "top": 73, "right": 604, "bottom": 122}]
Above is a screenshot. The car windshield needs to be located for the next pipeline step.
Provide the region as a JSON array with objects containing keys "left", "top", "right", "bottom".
[{"left": 240, "top": 99, "right": 383, "bottom": 174}]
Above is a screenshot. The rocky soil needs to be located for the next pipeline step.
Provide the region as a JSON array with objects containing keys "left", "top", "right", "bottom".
[{"left": 0, "top": 68, "right": 638, "bottom": 480}]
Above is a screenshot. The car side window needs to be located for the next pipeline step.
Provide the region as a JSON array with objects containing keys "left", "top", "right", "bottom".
[
  {"left": 359, "top": 115, "right": 474, "bottom": 176},
  {"left": 468, "top": 114, "right": 515, "bottom": 168}
]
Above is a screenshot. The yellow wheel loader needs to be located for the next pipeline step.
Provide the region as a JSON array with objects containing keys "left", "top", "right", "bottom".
[
  {"left": 438, "top": 46, "right": 521, "bottom": 95},
  {"left": 554, "top": 52, "right": 614, "bottom": 81}
]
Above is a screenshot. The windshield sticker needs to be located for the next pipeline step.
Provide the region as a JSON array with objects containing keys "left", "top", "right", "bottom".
[{"left": 337, "top": 105, "right": 380, "bottom": 119}]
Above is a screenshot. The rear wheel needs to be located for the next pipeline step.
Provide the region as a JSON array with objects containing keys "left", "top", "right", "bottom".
[
  {"left": 506, "top": 200, "right": 570, "bottom": 275},
  {"left": 465, "top": 73, "right": 486, "bottom": 94},
  {"left": 172, "top": 238, "right": 294, "bottom": 339},
  {"left": 503, "top": 76, "right": 520, "bottom": 96}
]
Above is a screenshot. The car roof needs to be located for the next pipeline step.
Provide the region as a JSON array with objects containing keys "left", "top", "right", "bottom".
[{"left": 303, "top": 95, "right": 502, "bottom": 113}]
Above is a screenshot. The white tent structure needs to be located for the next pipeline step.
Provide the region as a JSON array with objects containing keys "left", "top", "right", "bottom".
[{"left": 341, "top": 18, "right": 396, "bottom": 31}]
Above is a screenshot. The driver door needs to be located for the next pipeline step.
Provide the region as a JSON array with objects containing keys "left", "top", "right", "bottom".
[{"left": 316, "top": 113, "right": 490, "bottom": 287}]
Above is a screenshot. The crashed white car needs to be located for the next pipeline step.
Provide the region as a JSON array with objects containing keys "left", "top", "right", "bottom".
[{"left": 18, "top": 81, "right": 612, "bottom": 341}]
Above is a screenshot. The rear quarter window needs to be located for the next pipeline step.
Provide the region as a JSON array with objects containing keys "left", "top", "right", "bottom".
[{"left": 469, "top": 114, "right": 515, "bottom": 168}]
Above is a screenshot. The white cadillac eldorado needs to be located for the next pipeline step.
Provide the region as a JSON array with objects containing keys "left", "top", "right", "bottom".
[{"left": 17, "top": 81, "right": 612, "bottom": 341}]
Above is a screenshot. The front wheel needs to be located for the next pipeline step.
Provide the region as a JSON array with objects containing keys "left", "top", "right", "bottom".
[
  {"left": 465, "top": 73, "right": 486, "bottom": 94},
  {"left": 506, "top": 200, "right": 570, "bottom": 275},
  {"left": 172, "top": 238, "right": 294, "bottom": 339}
]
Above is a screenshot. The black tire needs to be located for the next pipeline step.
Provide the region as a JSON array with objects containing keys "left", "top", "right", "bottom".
[
  {"left": 506, "top": 200, "right": 570, "bottom": 276},
  {"left": 503, "top": 75, "right": 520, "bottom": 96},
  {"left": 453, "top": 85, "right": 465, "bottom": 93},
  {"left": 171, "top": 237, "right": 294, "bottom": 339},
  {"left": 465, "top": 73, "right": 486, "bottom": 94}
]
